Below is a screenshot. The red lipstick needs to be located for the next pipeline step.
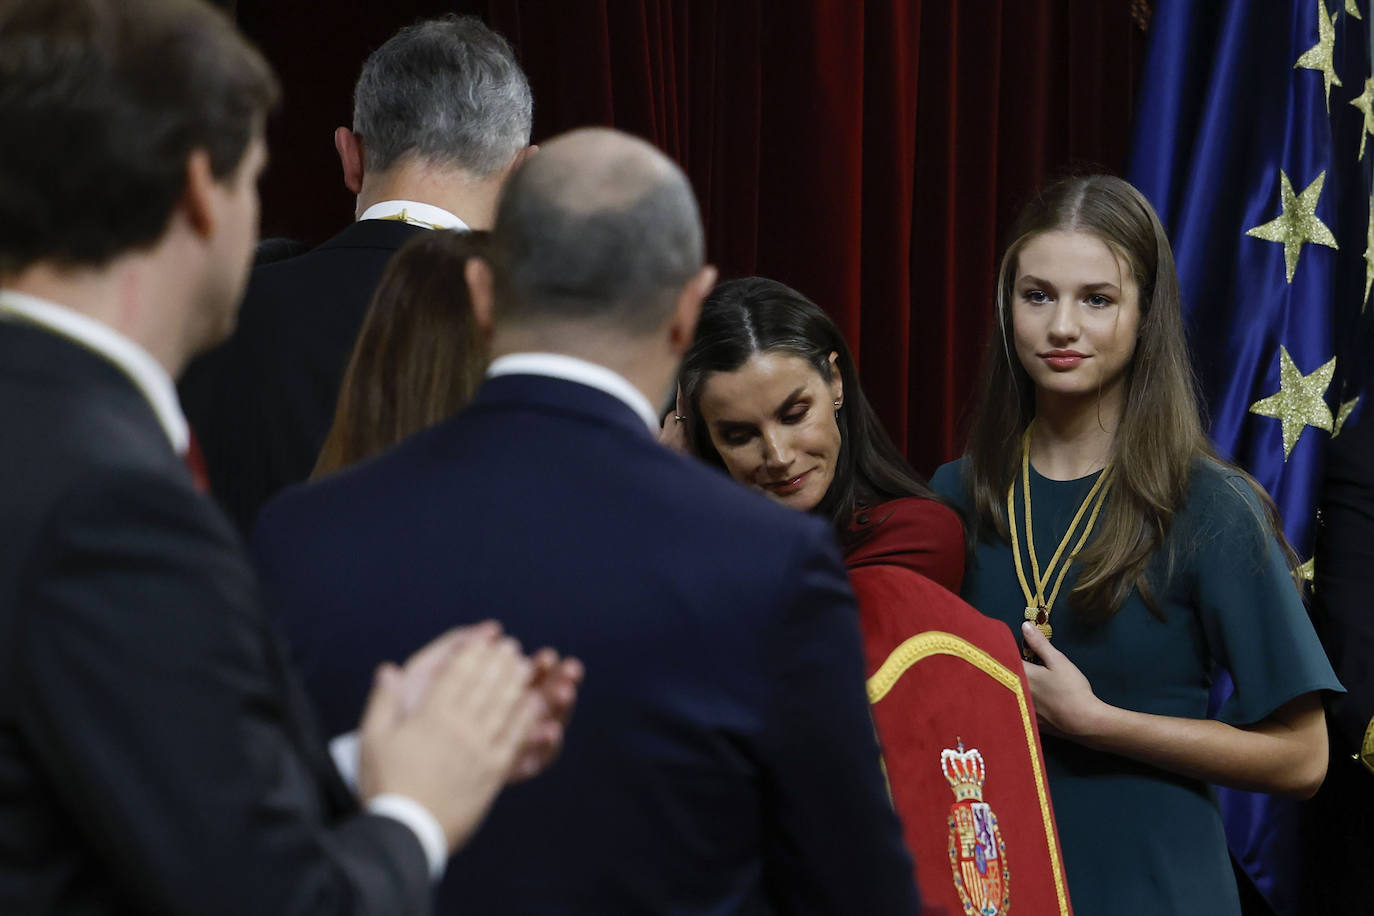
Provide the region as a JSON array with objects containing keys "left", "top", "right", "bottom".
[
  {"left": 765, "top": 471, "right": 810, "bottom": 495},
  {"left": 1040, "top": 349, "right": 1088, "bottom": 370}
]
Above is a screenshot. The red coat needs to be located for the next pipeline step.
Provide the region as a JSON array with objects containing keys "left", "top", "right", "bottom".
[{"left": 845, "top": 498, "right": 1072, "bottom": 916}]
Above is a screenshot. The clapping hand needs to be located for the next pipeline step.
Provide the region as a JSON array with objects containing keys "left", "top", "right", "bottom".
[
  {"left": 357, "top": 624, "right": 537, "bottom": 851},
  {"left": 355, "top": 622, "right": 584, "bottom": 853},
  {"left": 511, "top": 648, "right": 583, "bottom": 782},
  {"left": 393, "top": 623, "right": 582, "bottom": 782}
]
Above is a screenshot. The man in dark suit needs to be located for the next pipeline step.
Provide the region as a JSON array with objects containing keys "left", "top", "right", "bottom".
[
  {"left": 179, "top": 14, "right": 535, "bottom": 535},
  {"left": 254, "top": 127, "right": 927, "bottom": 914},
  {"left": 0, "top": 2, "right": 575, "bottom": 912},
  {"left": 1301, "top": 414, "right": 1374, "bottom": 909}
]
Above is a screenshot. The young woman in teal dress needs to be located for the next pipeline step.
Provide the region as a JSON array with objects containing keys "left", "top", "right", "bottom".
[{"left": 930, "top": 175, "right": 1343, "bottom": 916}]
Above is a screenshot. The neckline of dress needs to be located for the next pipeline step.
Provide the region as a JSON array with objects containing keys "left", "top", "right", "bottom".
[{"left": 1026, "top": 461, "right": 1107, "bottom": 486}]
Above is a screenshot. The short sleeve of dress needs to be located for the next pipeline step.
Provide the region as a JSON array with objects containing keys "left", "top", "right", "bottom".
[
  {"left": 1186, "top": 466, "right": 1344, "bottom": 725},
  {"left": 930, "top": 459, "right": 969, "bottom": 510}
]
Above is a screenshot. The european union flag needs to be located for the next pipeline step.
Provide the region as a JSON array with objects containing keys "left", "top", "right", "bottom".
[{"left": 1128, "top": 1, "right": 1373, "bottom": 912}]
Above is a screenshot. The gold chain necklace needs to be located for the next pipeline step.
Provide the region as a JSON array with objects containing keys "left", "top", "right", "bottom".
[{"left": 1007, "top": 424, "right": 1113, "bottom": 660}]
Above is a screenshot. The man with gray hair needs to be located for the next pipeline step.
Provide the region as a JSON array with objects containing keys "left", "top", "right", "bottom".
[
  {"left": 180, "top": 14, "right": 534, "bottom": 534},
  {"left": 253, "top": 127, "right": 928, "bottom": 914}
]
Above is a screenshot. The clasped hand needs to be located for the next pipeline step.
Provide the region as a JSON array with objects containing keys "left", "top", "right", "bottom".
[{"left": 1020, "top": 621, "right": 1105, "bottom": 740}]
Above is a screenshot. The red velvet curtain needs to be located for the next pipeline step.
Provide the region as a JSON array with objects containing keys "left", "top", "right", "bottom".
[{"left": 237, "top": 1, "right": 1144, "bottom": 473}]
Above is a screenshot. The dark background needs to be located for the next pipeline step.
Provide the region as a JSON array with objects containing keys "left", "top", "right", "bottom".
[{"left": 231, "top": 0, "right": 1147, "bottom": 473}]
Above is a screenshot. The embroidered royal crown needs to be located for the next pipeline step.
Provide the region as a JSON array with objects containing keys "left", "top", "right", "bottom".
[{"left": 941, "top": 740, "right": 986, "bottom": 802}]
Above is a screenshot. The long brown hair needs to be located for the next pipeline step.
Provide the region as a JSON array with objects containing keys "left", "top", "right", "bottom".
[
  {"left": 313, "top": 229, "right": 488, "bottom": 477},
  {"left": 678, "top": 277, "right": 955, "bottom": 544},
  {"left": 962, "top": 175, "right": 1297, "bottom": 620}
]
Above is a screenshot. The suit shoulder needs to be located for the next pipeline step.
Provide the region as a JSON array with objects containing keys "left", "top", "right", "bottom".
[
  {"left": 7, "top": 383, "right": 171, "bottom": 480},
  {"left": 236, "top": 247, "right": 343, "bottom": 315}
]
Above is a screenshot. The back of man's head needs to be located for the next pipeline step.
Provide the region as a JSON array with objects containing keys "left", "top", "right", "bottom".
[
  {"left": 489, "top": 128, "right": 704, "bottom": 336},
  {"left": 353, "top": 15, "right": 532, "bottom": 178},
  {"left": 0, "top": 0, "right": 278, "bottom": 275}
]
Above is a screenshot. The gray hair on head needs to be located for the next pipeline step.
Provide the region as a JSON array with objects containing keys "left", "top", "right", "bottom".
[{"left": 352, "top": 14, "right": 532, "bottom": 177}]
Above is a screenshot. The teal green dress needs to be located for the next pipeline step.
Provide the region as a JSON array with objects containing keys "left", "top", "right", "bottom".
[{"left": 931, "top": 457, "right": 1342, "bottom": 916}]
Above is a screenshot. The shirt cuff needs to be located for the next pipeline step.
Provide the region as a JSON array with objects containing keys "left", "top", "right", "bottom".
[
  {"left": 366, "top": 793, "right": 449, "bottom": 881},
  {"left": 329, "top": 731, "right": 360, "bottom": 791}
]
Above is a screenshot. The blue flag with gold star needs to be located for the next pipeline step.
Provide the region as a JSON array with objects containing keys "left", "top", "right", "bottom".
[{"left": 1128, "top": 1, "right": 1373, "bottom": 912}]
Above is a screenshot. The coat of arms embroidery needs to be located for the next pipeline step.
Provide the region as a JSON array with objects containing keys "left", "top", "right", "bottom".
[{"left": 944, "top": 740, "right": 1010, "bottom": 916}]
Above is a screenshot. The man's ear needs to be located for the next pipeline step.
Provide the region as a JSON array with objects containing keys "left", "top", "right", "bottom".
[
  {"left": 499, "top": 144, "right": 538, "bottom": 184},
  {"left": 335, "top": 127, "right": 364, "bottom": 194},
  {"left": 668, "top": 265, "right": 717, "bottom": 355},
  {"left": 182, "top": 149, "right": 218, "bottom": 239},
  {"left": 465, "top": 256, "right": 497, "bottom": 339}
]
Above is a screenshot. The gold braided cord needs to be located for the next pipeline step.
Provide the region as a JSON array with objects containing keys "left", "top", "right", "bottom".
[
  {"left": 1008, "top": 424, "right": 1113, "bottom": 627},
  {"left": 1040, "top": 468, "right": 1113, "bottom": 611},
  {"left": 865, "top": 631, "right": 1071, "bottom": 916}
]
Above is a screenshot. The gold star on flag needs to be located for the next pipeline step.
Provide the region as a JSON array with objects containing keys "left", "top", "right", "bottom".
[
  {"left": 1365, "top": 197, "right": 1374, "bottom": 309},
  {"left": 1335, "top": 396, "right": 1361, "bottom": 435},
  {"left": 1296, "top": 0, "right": 1342, "bottom": 110},
  {"left": 1353, "top": 78, "right": 1374, "bottom": 159},
  {"left": 1347, "top": 0, "right": 1363, "bottom": 18},
  {"left": 1246, "top": 170, "right": 1339, "bottom": 283},
  {"left": 1299, "top": 557, "right": 1316, "bottom": 584},
  {"left": 1249, "top": 346, "right": 1336, "bottom": 458}
]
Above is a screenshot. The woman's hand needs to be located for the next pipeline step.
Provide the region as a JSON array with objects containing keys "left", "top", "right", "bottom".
[
  {"left": 1019, "top": 622, "right": 1329, "bottom": 797},
  {"left": 658, "top": 387, "right": 690, "bottom": 454},
  {"left": 1020, "top": 621, "right": 1107, "bottom": 739}
]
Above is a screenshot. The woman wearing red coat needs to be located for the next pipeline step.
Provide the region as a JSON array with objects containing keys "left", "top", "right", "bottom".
[{"left": 673, "top": 277, "right": 1071, "bottom": 916}]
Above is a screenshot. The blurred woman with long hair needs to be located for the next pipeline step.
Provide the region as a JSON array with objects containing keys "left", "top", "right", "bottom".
[{"left": 313, "top": 230, "right": 488, "bottom": 477}]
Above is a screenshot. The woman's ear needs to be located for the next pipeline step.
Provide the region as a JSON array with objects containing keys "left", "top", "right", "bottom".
[{"left": 828, "top": 351, "right": 843, "bottom": 407}]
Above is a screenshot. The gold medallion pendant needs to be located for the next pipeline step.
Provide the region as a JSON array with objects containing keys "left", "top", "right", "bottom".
[
  {"left": 1007, "top": 425, "right": 1112, "bottom": 662},
  {"left": 1023, "top": 605, "right": 1052, "bottom": 642}
]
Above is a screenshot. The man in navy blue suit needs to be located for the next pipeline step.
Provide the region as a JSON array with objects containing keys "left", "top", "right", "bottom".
[
  {"left": 254, "top": 127, "right": 925, "bottom": 914},
  {"left": 0, "top": 2, "right": 573, "bottom": 912}
]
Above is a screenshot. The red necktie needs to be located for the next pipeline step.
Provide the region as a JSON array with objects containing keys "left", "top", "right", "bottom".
[{"left": 185, "top": 428, "right": 210, "bottom": 494}]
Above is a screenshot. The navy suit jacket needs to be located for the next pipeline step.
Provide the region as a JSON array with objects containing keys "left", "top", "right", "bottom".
[
  {"left": 0, "top": 322, "right": 429, "bottom": 915},
  {"left": 179, "top": 219, "right": 426, "bottom": 536},
  {"left": 253, "top": 372, "right": 924, "bottom": 915}
]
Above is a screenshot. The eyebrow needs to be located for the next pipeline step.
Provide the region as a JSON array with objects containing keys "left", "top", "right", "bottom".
[
  {"left": 713, "top": 386, "right": 809, "bottom": 427},
  {"left": 1017, "top": 275, "right": 1121, "bottom": 292}
]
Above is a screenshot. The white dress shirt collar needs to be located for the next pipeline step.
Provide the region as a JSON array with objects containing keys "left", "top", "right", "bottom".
[
  {"left": 486, "top": 352, "right": 661, "bottom": 434},
  {"left": 0, "top": 290, "right": 190, "bottom": 454},
  {"left": 358, "top": 199, "right": 469, "bottom": 231}
]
